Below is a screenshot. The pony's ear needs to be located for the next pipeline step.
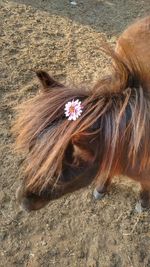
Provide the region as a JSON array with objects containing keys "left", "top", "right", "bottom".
[{"left": 35, "top": 70, "right": 63, "bottom": 91}]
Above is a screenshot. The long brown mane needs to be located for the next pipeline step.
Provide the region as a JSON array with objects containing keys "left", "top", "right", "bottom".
[{"left": 13, "top": 45, "right": 150, "bottom": 192}]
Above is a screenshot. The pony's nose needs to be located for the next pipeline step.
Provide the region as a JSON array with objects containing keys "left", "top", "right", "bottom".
[
  {"left": 16, "top": 185, "right": 49, "bottom": 211},
  {"left": 19, "top": 197, "right": 32, "bottom": 212},
  {"left": 16, "top": 186, "right": 32, "bottom": 212}
]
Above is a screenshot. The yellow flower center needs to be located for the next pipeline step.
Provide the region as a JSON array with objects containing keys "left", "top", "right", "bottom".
[{"left": 69, "top": 106, "right": 75, "bottom": 113}]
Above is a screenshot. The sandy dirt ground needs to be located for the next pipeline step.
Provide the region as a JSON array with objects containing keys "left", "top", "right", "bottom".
[{"left": 1, "top": 0, "right": 150, "bottom": 266}]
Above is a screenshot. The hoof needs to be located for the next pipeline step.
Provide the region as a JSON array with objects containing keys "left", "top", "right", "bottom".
[
  {"left": 93, "top": 188, "right": 105, "bottom": 200},
  {"left": 135, "top": 201, "right": 145, "bottom": 213}
]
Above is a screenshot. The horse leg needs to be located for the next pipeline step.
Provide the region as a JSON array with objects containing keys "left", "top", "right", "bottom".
[
  {"left": 135, "top": 181, "right": 150, "bottom": 212},
  {"left": 93, "top": 178, "right": 111, "bottom": 200}
]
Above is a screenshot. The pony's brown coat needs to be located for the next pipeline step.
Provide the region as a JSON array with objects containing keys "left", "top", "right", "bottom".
[{"left": 116, "top": 16, "right": 150, "bottom": 90}]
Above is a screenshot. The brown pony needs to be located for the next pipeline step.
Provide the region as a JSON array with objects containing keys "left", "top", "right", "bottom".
[{"left": 14, "top": 16, "right": 150, "bottom": 212}]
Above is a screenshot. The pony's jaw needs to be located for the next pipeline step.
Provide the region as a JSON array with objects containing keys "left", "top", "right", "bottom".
[{"left": 16, "top": 185, "right": 49, "bottom": 212}]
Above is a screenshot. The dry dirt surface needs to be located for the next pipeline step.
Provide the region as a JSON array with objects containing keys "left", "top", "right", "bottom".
[{"left": 1, "top": 0, "right": 150, "bottom": 266}]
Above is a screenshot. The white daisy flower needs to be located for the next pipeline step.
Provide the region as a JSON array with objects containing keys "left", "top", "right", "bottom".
[{"left": 64, "top": 99, "right": 83, "bottom": 121}]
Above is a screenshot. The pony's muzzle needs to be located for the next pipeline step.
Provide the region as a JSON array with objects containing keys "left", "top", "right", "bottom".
[
  {"left": 16, "top": 185, "right": 32, "bottom": 212},
  {"left": 16, "top": 185, "right": 49, "bottom": 212}
]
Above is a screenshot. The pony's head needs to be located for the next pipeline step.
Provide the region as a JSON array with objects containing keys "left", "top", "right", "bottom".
[{"left": 15, "top": 71, "right": 102, "bottom": 211}]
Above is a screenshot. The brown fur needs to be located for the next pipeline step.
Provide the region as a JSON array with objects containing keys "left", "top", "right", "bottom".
[{"left": 13, "top": 16, "right": 150, "bottom": 211}]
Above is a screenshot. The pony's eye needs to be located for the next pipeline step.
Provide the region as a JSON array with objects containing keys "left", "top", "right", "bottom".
[{"left": 64, "top": 143, "right": 74, "bottom": 164}]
